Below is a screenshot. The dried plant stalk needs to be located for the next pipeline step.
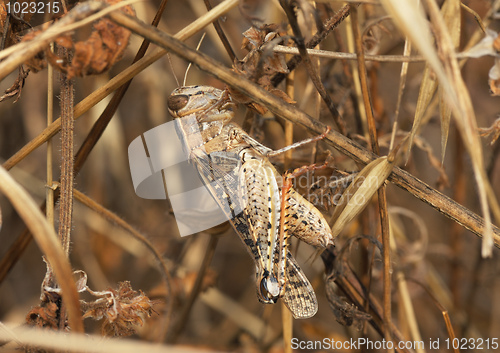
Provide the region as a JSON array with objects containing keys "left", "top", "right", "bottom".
[{"left": 0, "top": 167, "right": 83, "bottom": 332}]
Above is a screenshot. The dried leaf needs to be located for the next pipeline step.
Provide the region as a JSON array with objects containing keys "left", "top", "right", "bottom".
[
  {"left": 439, "top": 0, "right": 461, "bottom": 162},
  {"left": 407, "top": 66, "right": 438, "bottom": 160},
  {"left": 465, "top": 29, "right": 500, "bottom": 95},
  {"left": 19, "top": 30, "right": 48, "bottom": 73},
  {"left": 467, "top": 29, "right": 499, "bottom": 57},
  {"left": 26, "top": 260, "right": 66, "bottom": 332},
  {"left": 73, "top": 270, "right": 89, "bottom": 293},
  {"left": 0, "top": 1, "right": 35, "bottom": 49},
  {"left": 0, "top": 2, "right": 5, "bottom": 25},
  {"left": 439, "top": 86, "right": 451, "bottom": 164},
  {"left": 241, "top": 26, "right": 265, "bottom": 49},
  {"left": 230, "top": 25, "right": 291, "bottom": 113},
  {"left": 82, "top": 281, "right": 155, "bottom": 337},
  {"left": 26, "top": 302, "right": 59, "bottom": 330},
  {"left": 479, "top": 117, "right": 500, "bottom": 145},
  {"left": 0, "top": 66, "right": 29, "bottom": 103},
  {"left": 0, "top": 2, "right": 49, "bottom": 101},
  {"left": 488, "top": 62, "right": 500, "bottom": 95},
  {"left": 406, "top": 0, "right": 461, "bottom": 163},
  {"left": 46, "top": 0, "right": 135, "bottom": 79},
  {"left": 14, "top": 0, "right": 135, "bottom": 79}
]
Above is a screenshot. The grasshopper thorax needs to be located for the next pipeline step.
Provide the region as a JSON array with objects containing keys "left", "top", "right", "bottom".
[{"left": 167, "top": 85, "right": 233, "bottom": 121}]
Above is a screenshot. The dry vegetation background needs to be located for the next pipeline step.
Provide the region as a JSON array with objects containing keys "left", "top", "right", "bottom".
[{"left": 1, "top": 0, "right": 500, "bottom": 352}]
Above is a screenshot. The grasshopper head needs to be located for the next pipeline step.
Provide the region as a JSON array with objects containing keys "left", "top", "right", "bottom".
[
  {"left": 167, "top": 85, "right": 232, "bottom": 120},
  {"left": 257, "top": 270, "right": 281, "bottom": 304}
]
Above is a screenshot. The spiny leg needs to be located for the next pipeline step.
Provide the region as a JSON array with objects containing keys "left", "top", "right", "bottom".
[
  {"left": 267, "top": 126, "right": 331, "bottom": 158},
  {"left": 277, "top": 160, "right": 330, "bottom": 293}
]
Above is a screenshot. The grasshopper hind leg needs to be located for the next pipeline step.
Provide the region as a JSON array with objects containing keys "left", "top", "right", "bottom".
[{"left": 285, "top": 188, "right": 334, "bottom": 248}]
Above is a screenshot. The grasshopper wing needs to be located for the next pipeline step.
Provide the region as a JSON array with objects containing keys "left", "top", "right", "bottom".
[
  {"left": 191, "top": 150, "right": 261, "bottom": 262},
  {"left": 281, "top": 251, "right": 318, "bottom": 319}
]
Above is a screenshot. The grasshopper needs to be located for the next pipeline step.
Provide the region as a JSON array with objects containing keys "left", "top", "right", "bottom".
[{"left": 168, "top": 85, "right": 334, "bottom": 318}]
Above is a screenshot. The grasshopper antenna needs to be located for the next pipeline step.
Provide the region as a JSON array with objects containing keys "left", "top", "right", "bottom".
[
  {"left": 183, "top": 32, "right": 207, "bottom": 86},
  {"left": 167, "top": 53, "right": 180, "bottom": 87}
]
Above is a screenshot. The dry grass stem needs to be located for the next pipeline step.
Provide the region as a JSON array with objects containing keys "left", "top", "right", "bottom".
[
  {"left": 350, "top": 7, "right": 394, "bottom": 348},
  {"left": 46, "top": 43, "right": 55, "bottom": 226},
  {"left": 0, "top": 323, "right": 210, "bottom": 353},
  {"left": 0, "top": 167, "right": 83, "bottom": 332},
  {"left": 395, "top": 272, "right": 424, "bottom": 353},
  {"left": 273, "top": 45, "right": 472, "bottom": 62},
  {"left": 57, "top": 58, "right": 75, "bottom": 256}
]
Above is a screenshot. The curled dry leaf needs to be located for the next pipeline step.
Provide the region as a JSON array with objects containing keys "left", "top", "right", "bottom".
[
  {"left": 479, "top": 117, "right": 500, "bottom": 145},
  {"left": 229, "top": 25, "right": 293, "bottom": 114},
  {"left": 24, "top": 259, "right": 80, "bottom": 335},
  {"left": 19, "top": 0, "right": 135, "bottom": 79},
  {"left": 21, "top": 30, "right": 50, "bottom": 73},
  {"left": 0, "top": 66, "right": 30, "bottom": 103},
  {"left": 26, "top": 260, "right": 67, "bottom": 332},
  {"left": 46, "top": 0, "right": 135, "bottom": 79},
  {"left": 82, "top": 281, "right": 155, "bottom": 337},
  {"left": 26, "top": 302, "right": 60, "bottom": 331}
]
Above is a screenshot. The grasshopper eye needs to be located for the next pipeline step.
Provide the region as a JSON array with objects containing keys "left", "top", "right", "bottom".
[{"left": 167, "top": 94, "right": 189, "bottom": 112}]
